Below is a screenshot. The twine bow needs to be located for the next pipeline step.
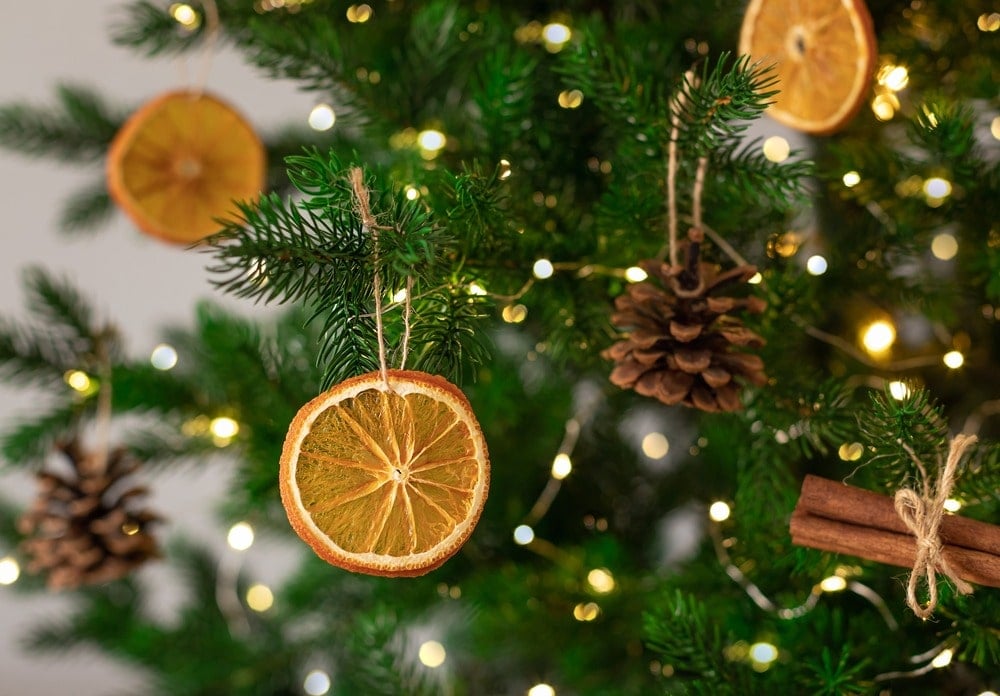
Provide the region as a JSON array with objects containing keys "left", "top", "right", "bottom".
[{"left": 894, "top": 433, "right": 978, "bottom": 619}]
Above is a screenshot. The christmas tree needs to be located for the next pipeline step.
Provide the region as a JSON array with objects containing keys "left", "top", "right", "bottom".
[{"left": 1, "top": 1, "right": 998, "bottom": 694}]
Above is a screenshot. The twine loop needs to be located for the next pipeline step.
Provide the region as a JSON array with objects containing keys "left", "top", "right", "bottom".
[{"left": 894, "top": 433, "right": 977, "bottom": 619}]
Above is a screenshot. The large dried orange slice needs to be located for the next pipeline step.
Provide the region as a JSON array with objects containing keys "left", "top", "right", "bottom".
[
  {"left": 106, "top": 90, "right": 266, "bottom": 244},
  {"left": 279, "top": 370, "right": 490, "bottom": 577},
  {"left": 739, "top": 0, "right": 877, "bottom": 134}
]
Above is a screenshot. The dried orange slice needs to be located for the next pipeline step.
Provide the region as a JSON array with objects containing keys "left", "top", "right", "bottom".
[
  {"left": 739, "top": 0, "right": 877, "bottom": 134},
  {"left": 106, "top": 90, "right": 266, "bottom": 244},
  {"left": 279, "top": 370, "right": 490, "bottom": 577}
]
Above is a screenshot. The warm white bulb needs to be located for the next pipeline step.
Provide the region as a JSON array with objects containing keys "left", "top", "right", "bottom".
[
  {"left": 762, "top": 136, "right": 790, "bottom": 163},
  {"left": 551, "top": 453, "right": 572, "bottom": 479},
  {"left": 931, "top": 648, "right": 953, "bottom": 668},
  {"left": 528, "top": 684, "right": 556, "bottom": 696},
  {"left": 542, "top": 23, "right": 571, "bottom": 45},
  {"left": 303, "top": 669, "right": 331, "bottom": 696},
  {"left": 307, "top": 104, "right": 336, "bottom": 131},
  {"left": 418, "top": 640, "right": 446, "bottom": 668},
  {"left": 587, "top": 568, "right": 615, "bottom": 594},
  {"left": 943, "top": 350, "right": 964, "bottom": 369},
  {"left": 513, "top": 524, "right": 535, "bottom": 545},
  {"left": 943, "top": 498, "right": 962, "bottom": 513},
  {"left": 641, "top": 432, "right": 669, "bottom": 459},
  {"left": 842, "top": 171, "right": 861, "bottom": 187},
  {"left": 624, "top": 266, "right": 648, "bottom": 283},
  {"left": 246, "top": 583, "right": 274, "bottom": 612},
  {"left": 820, "top": 576, "right": 847, "bottom": 592},
  {"left": 888, "top": 381, "right": 911, "bottom": 401},
  {"left": 806, "top": 255, "right": 828, "bottom": 276},
  {"left": 210, "top": 416, "right": 240, "bottom": 440},
  {"left": 749, "top": 642, "right": 778, "bottom": 664},
  {"left": 862, "top": 320, "right": 896, "bottom": 354},
  {"left": 0, "top": 557, "right": 20, "bottom": 585},
  {"left": 417, "top": 129, "right": 446, "bottom": 152},
  {"left": 923, "top": 177, "right": 952, "bottom": 199},
  {"left": 532, "top": 259, "right": 554, "bottom": 279},
  {"left": 227, "top": 522, "right": 255, "bottom": 551},
  {"left": 708, "top": 501, "right": 731, "bottom": 522},
  {"left": 150, "top": 344, "right": 178, "bottom": 370},
  {"left": 931, "top": 233, "right": 958, "bottom": 260}
]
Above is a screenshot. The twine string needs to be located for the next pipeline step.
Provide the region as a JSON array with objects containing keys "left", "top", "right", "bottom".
[
  {"left": 399, "top": 275, "right": 414, "bottom": 371},
  {"left": 895, "top": 434, "right": 977, "bottom": 619},
  {"left": 349, "top": 167, "right": 390, "bottom": 388},
  {"left": 194, "top": 0, "right": 220, "bottom": 95}
]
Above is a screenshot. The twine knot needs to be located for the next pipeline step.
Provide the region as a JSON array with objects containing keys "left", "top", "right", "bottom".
[{"left": 893, "top": 433, "right": 977, "bottom": 619}]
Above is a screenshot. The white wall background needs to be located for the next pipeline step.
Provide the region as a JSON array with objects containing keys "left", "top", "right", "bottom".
[{"left": 0, "top": 2, "right": 314, "bottom": 692}]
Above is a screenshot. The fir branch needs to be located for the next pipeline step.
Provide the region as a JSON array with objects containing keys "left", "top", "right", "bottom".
[
  {"left": 316, "top": 300, "right": 379, "bottom": 390},
  {"left": 203, "top": 192, "right": 368, "bottom": 306},
  {"left": 110, "top": 0, "right": 203, "bottom": 56},
  {"left": 337, "top": 606, "right": 438, "bottom": 696},
  {"left": 406, "top": 288, "right": 491, "bottom": 384},
  {"left": 1, "top": 402, "right": 83, "bottom": 466},
  {"left": 59, "top": 180, "right": 115, "bottom": 233},
  {"left": 643, "top": 590, "right": 746, "bottom": 692},
  {"left": 858, "top": 386, "right": 950, "bottom": 490},
  {"left": 798, "top": 646, "right": 870, "bottom": 695},
  {"left": 0, "top": 84, "right": 123, "bottom": 162},
  {"left": 0, "top": 320, "right": 69, "bottom": 388},
  {"left": 23, "top": 267, "right": 100, "bottom": 348},
  {"left": 671, "top": 54, "right": 778, "bottom": 159},
  {"left": 709, "top": 138, "right": 812, "bottom": 211}
]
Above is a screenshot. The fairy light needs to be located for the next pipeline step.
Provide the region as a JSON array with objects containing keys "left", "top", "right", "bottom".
[
  {"left": 923, "top": 177, "right": 952, "bottom": 201},
  {"left": 417, "top": 129, "right": 446, "bottom": 158},
  {"left": 346, "top": 4, "right": 372, "bottom": 22},
  {"left": 308, "top": 104, "right": 336, "bottom": 131},
  {"left": 943, "top": 350, "right": 964, "bottom": 369},
  {"left": 392, "top": 288, "right": 408, "bottom": 303},
  {"left": 748, "top": 271, "right": 763, "bottom": 284},
  {"left": 624, "top": 266, "right": 648, "bottom": 283},
  {"left": 498, "top": 158, "right": 513, "bottom": 179},
  {"left": 64, "top": 370, "right": 92, "bottom": 392},
  {"left": 0, "top": 557, "right": 20, "bottom": 585},
  {"left": 210, "top": 416, "right": 239, "bottom": 446},
  {"left": 587, "top": 568, "right": 615, "bottom": 594},
  {"left": 708, "top": 501, "right": 731, "bottom": 522},
  {"left": 931, "top": 233, "right": 958, "bottom": 260},
  {"left": 150, "top": 343, "right": 178, "bottom": 370},
  {"left": 820, "top": 575, "right": 847, "bottom": 592},
  {"left": 861, "top": 320, "right": 896, "bottom": 355},
  {"left": 931, "top": 648, "right": 953, "bottom": 669},
  {"left": 303, "top": 670, "right": 331, "bottom": 696},
  {"left": 513, "top": 524, "right": 535, "bottom": 545},
  {"left": 838, "top": 442, "right": 864, "bottom": 461},
  {"left": 404, "top": 185, "right": 420, "bottom": 201},
  {"left": 557, "top": 90, "right": 583, "bottom": 109},
  {"left": 541, "top": 22, "right": 571, "bottom": 51},
  {"left": 805, "top": 255, "right": 828, "bottom": 276},
  {"left": 550, "top": 453, "right": 572, "bottom": 479},
  {"left": 418, "top": 640, "right": 446, "bottom": 668},
  {"left": 502, "top": 304, "right": 528, "bottom": 323},
  {"left": 532, "top": 259, "right": 554, "bottom": 279},
  {"left": 468, "top": 282, "right": 488, "bottom": 296},
  {"left": 169, "top": 3, "right": 200, "bottom": 29},
  {"left": 749, "top": 642, "right": 778, "bottom": 669},
  {"left": 246, "top": 583, "right": 274, "bottom": 611},
  {"left": 878, "top": 64, "right": 909, "bottom": 92},
  {"left": 943, "top": 498, "right": 962, "bottom": 513},
  {"left": 977, "top": 12, "right": 1000, "bottom": 31},
  {"left": 871, "top": 94, "right": 896, "bottom": 121},
  {"left": 640, "top": 432, "right": 669, "bottom": 459},
  {"left": 528, "top": 684, "right": 556, "bottom": 696},
  {"left": 227, "top": 521, "right": 255, "bottom": 551},
  {"left": 888, "top": 381, "right": 911, "bottom": 400},
  {"left": 762, "top": 136, "right": 790, "bottom": 163},
  {"left": 573, "top": 602, "right": 600, "bottom": 621},
  {"left": 992, "top": 116, "right": 1000, "bottom": 140},
  {"left": 842, "top": 171, "right": 861, "bottom": 187}
]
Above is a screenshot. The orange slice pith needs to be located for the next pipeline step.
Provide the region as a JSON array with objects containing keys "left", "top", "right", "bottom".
[
  {"left": 106, "top": 90, "right": 266, "bottom": 245},
  {"left": 739, "top": 0, "right": 877, "bottom": 135},
  {"left": 279, "top": 370, "right": 490, "bottom": 577}
]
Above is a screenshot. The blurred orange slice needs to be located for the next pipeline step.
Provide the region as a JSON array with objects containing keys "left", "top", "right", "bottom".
[
  {"left": 279, "top": 370, "right": 490, "bottom": 577},
  {"left": 739, "top": 0, "right": 877, "bottom": 134},
  {"left": 106, "top": 90, "right": 265, "bottom": 244}
]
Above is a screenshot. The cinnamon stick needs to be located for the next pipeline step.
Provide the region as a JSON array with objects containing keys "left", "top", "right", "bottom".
[
  {"left": 790, "top": 475, "right": 1000, "bottom": 589},
  {"left": 797, "top": 475, "right": 1000, "bottom": 556},
  {"left": 790, "top": 510, "right": 1000, "bottom": 589}
]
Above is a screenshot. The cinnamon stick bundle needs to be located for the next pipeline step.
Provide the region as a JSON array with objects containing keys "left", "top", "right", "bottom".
[{"left": 790, "top": 475, "right": 1000, "bottom": 589}]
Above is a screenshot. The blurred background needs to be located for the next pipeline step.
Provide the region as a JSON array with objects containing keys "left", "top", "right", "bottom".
[{"left": 0, "top": 2, "right": 314, "bottom": 692}]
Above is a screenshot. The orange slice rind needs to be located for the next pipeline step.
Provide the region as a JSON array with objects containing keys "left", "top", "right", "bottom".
[
  {"left": 106, "top": 90, "right": 266, "bottom": 245},
  {"left": 279, "top": 370, "right": 490, "bottom": 577},
  {"left": 739, "top": 0, "right": 877, "bottom": 135}
]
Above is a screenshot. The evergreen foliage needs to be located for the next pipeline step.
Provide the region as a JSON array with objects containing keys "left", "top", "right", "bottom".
[{"left": 0, "top": 1, "right": 998, "bottom": 694}]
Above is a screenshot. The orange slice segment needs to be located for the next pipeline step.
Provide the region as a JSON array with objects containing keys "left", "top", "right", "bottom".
[
  {"left": 279, "top": 370, "right": 490, "bottom": 577},
  {"left": 106, "top": 90, "right": 266, "bottom": 244},
  {"left": 739, "top": 0, "right": 877, "bottom": 134}
]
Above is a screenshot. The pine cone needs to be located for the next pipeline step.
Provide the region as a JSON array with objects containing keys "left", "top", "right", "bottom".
[
  {"left": 19, "top": 440, "right": 161, "bottom": 590},
  {"left": 602, "top": 239, "right": 768, "bottom": 412}
]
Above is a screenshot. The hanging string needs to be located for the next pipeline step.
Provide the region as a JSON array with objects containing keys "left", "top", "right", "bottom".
[
  {"left": 194, "top": 0, "right": 220, "bottom": 95},
  {"left": 92, "top": 331, "right": 115, "bottom": 476},
  {"left": 398, "top": 275, "right": 414, "bottom": 370},
  {"left": 349, "top": 167, "right": 390, "bottom": 387},
  {"left": 896, "top": 434, "right": 977, "bottom": 618}
]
